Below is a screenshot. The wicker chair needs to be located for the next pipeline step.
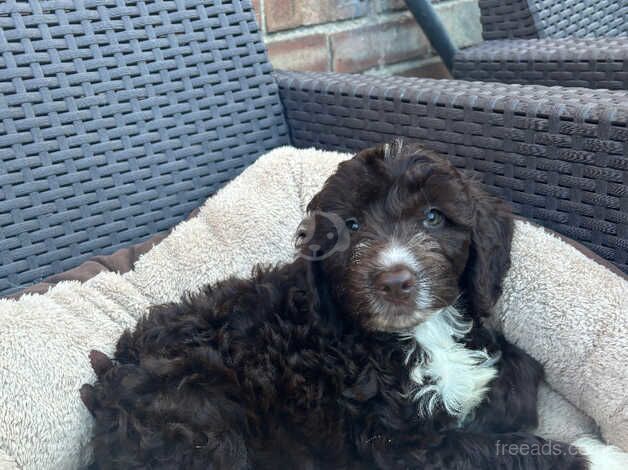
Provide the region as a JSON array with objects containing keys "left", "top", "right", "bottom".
[
  {"left": 1, "top": 0, "right": 626, "bottom": 298},
  {"left": 452, "top": 0, "right": 628, "bottom": 89}
]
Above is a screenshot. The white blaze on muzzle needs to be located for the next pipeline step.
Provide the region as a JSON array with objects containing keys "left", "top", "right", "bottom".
[
  {"left": 378, "top": 242, "right": 432, "bottom": 310},
  {"left": 378, "top": 243, "right": 420, "bottom": 272}
]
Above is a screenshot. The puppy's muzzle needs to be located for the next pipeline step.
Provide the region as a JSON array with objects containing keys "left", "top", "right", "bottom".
[{"left": 373, "top": 265, "right": 417, "bottom": 305}]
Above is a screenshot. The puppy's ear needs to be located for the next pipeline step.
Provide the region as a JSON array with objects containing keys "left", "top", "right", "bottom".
[{"left": 462, "top": 182, "right": 514, "bottom": 317}]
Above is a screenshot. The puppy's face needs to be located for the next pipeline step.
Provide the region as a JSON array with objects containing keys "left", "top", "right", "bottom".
[{"left": 298, "top": 141, "right": 512, "bottom": 332}]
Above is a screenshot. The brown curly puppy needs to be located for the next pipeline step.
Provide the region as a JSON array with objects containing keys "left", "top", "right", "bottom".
[{"left": 81, "top": 141, "right": 590, "bottom": 469}]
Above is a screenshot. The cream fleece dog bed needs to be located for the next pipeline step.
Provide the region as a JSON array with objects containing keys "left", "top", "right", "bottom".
[{"left": 0, "top": 147, "right": 626, "bottom": 470}]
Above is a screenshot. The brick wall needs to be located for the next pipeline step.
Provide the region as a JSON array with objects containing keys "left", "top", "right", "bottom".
[{"left": 252, "top": 0, "right": 482, "bottom": 78}]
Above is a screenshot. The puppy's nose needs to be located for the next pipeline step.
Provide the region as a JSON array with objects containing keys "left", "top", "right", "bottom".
[{"left": 374, "top": 267, "right": 416, "bottom": 302}]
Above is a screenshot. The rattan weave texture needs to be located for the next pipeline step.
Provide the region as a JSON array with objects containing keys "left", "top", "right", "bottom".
[
  {"left": 456, "top": 0, "right": 628, "bottom": 89},
  {"left": 479, "top": 0, "right": 627, "bottom": 40},
  {"left": 0, "top": 0, "right": 290, "bottom": 296},
  {"left": 455, "top": 38, "right": 628, "bottom": 90},
  {"left": 275, "top": 70, "right": 628, "bottom": 273},
  {"left": 479, "top": 0, "right": 539, "bottom": 40},
  {"left": 528, "top": 0, "right": 626, "bottom": 39}
]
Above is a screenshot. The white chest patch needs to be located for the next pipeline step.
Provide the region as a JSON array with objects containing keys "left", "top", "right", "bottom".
[{"left": 406, "top": 306, "right": 499, "bottom": 421}]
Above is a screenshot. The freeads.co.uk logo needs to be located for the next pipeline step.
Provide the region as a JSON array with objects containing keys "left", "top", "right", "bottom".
[{"left": 295, "top": 211, "right": 351, "bottom": 261}]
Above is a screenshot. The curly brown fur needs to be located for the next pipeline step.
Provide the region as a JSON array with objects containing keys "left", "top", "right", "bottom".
[{"left": 81, "top": 141, "right": 589, "bottom": 469}]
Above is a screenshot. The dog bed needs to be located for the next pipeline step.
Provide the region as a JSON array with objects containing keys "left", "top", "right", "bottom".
[{"left": 0, "top": 147, "right": 626, "bottom": 469}]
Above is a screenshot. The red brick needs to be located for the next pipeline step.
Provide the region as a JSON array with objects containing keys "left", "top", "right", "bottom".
[
  {"left": 267, "top": 34, "right": 329, "bottom": 72},
  {"left": 266, "top": 0, "right": 368, "bottom": 33},
  {"left": 376, "top": 0, "right": 407, "bottom": 12},
  {"left": 250, "top": 0, "right": 263, "bottom": 31},
  {"left": 330, "top": 17, "right": 430, "bottom": 73}
]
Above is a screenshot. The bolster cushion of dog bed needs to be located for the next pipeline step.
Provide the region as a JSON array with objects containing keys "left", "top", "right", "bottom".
[{"left": 0, "top": 147, "right": 626, "bottom": 469}]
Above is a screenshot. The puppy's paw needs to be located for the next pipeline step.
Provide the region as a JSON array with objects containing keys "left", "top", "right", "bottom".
[
  {"left": 81, "top": 350, "right": 114, "bottom": 416},
  {"left": 573, "top": 436, "right": 628, "bottom": 470},
  {"left": 89, "top": 349, "right": 113, "bottom": 377},
  {"left": 80, "top": 383, "right": 97, "bottom": 415}
]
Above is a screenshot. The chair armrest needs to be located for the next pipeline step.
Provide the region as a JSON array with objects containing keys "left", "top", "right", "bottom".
[
  {"left": 274, "top": 70, "right": 628, "bottom": 273},
  {"left": 453, "top": 38, "right": 628, "bottom": 90}
]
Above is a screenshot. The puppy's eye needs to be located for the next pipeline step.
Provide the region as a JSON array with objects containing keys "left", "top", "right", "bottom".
[
  {"left": 423, "top": 209, "right": 444, "bottom": 228},
  {"left": 345, "top": 217, "right": 360, "bottom": 231}
]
